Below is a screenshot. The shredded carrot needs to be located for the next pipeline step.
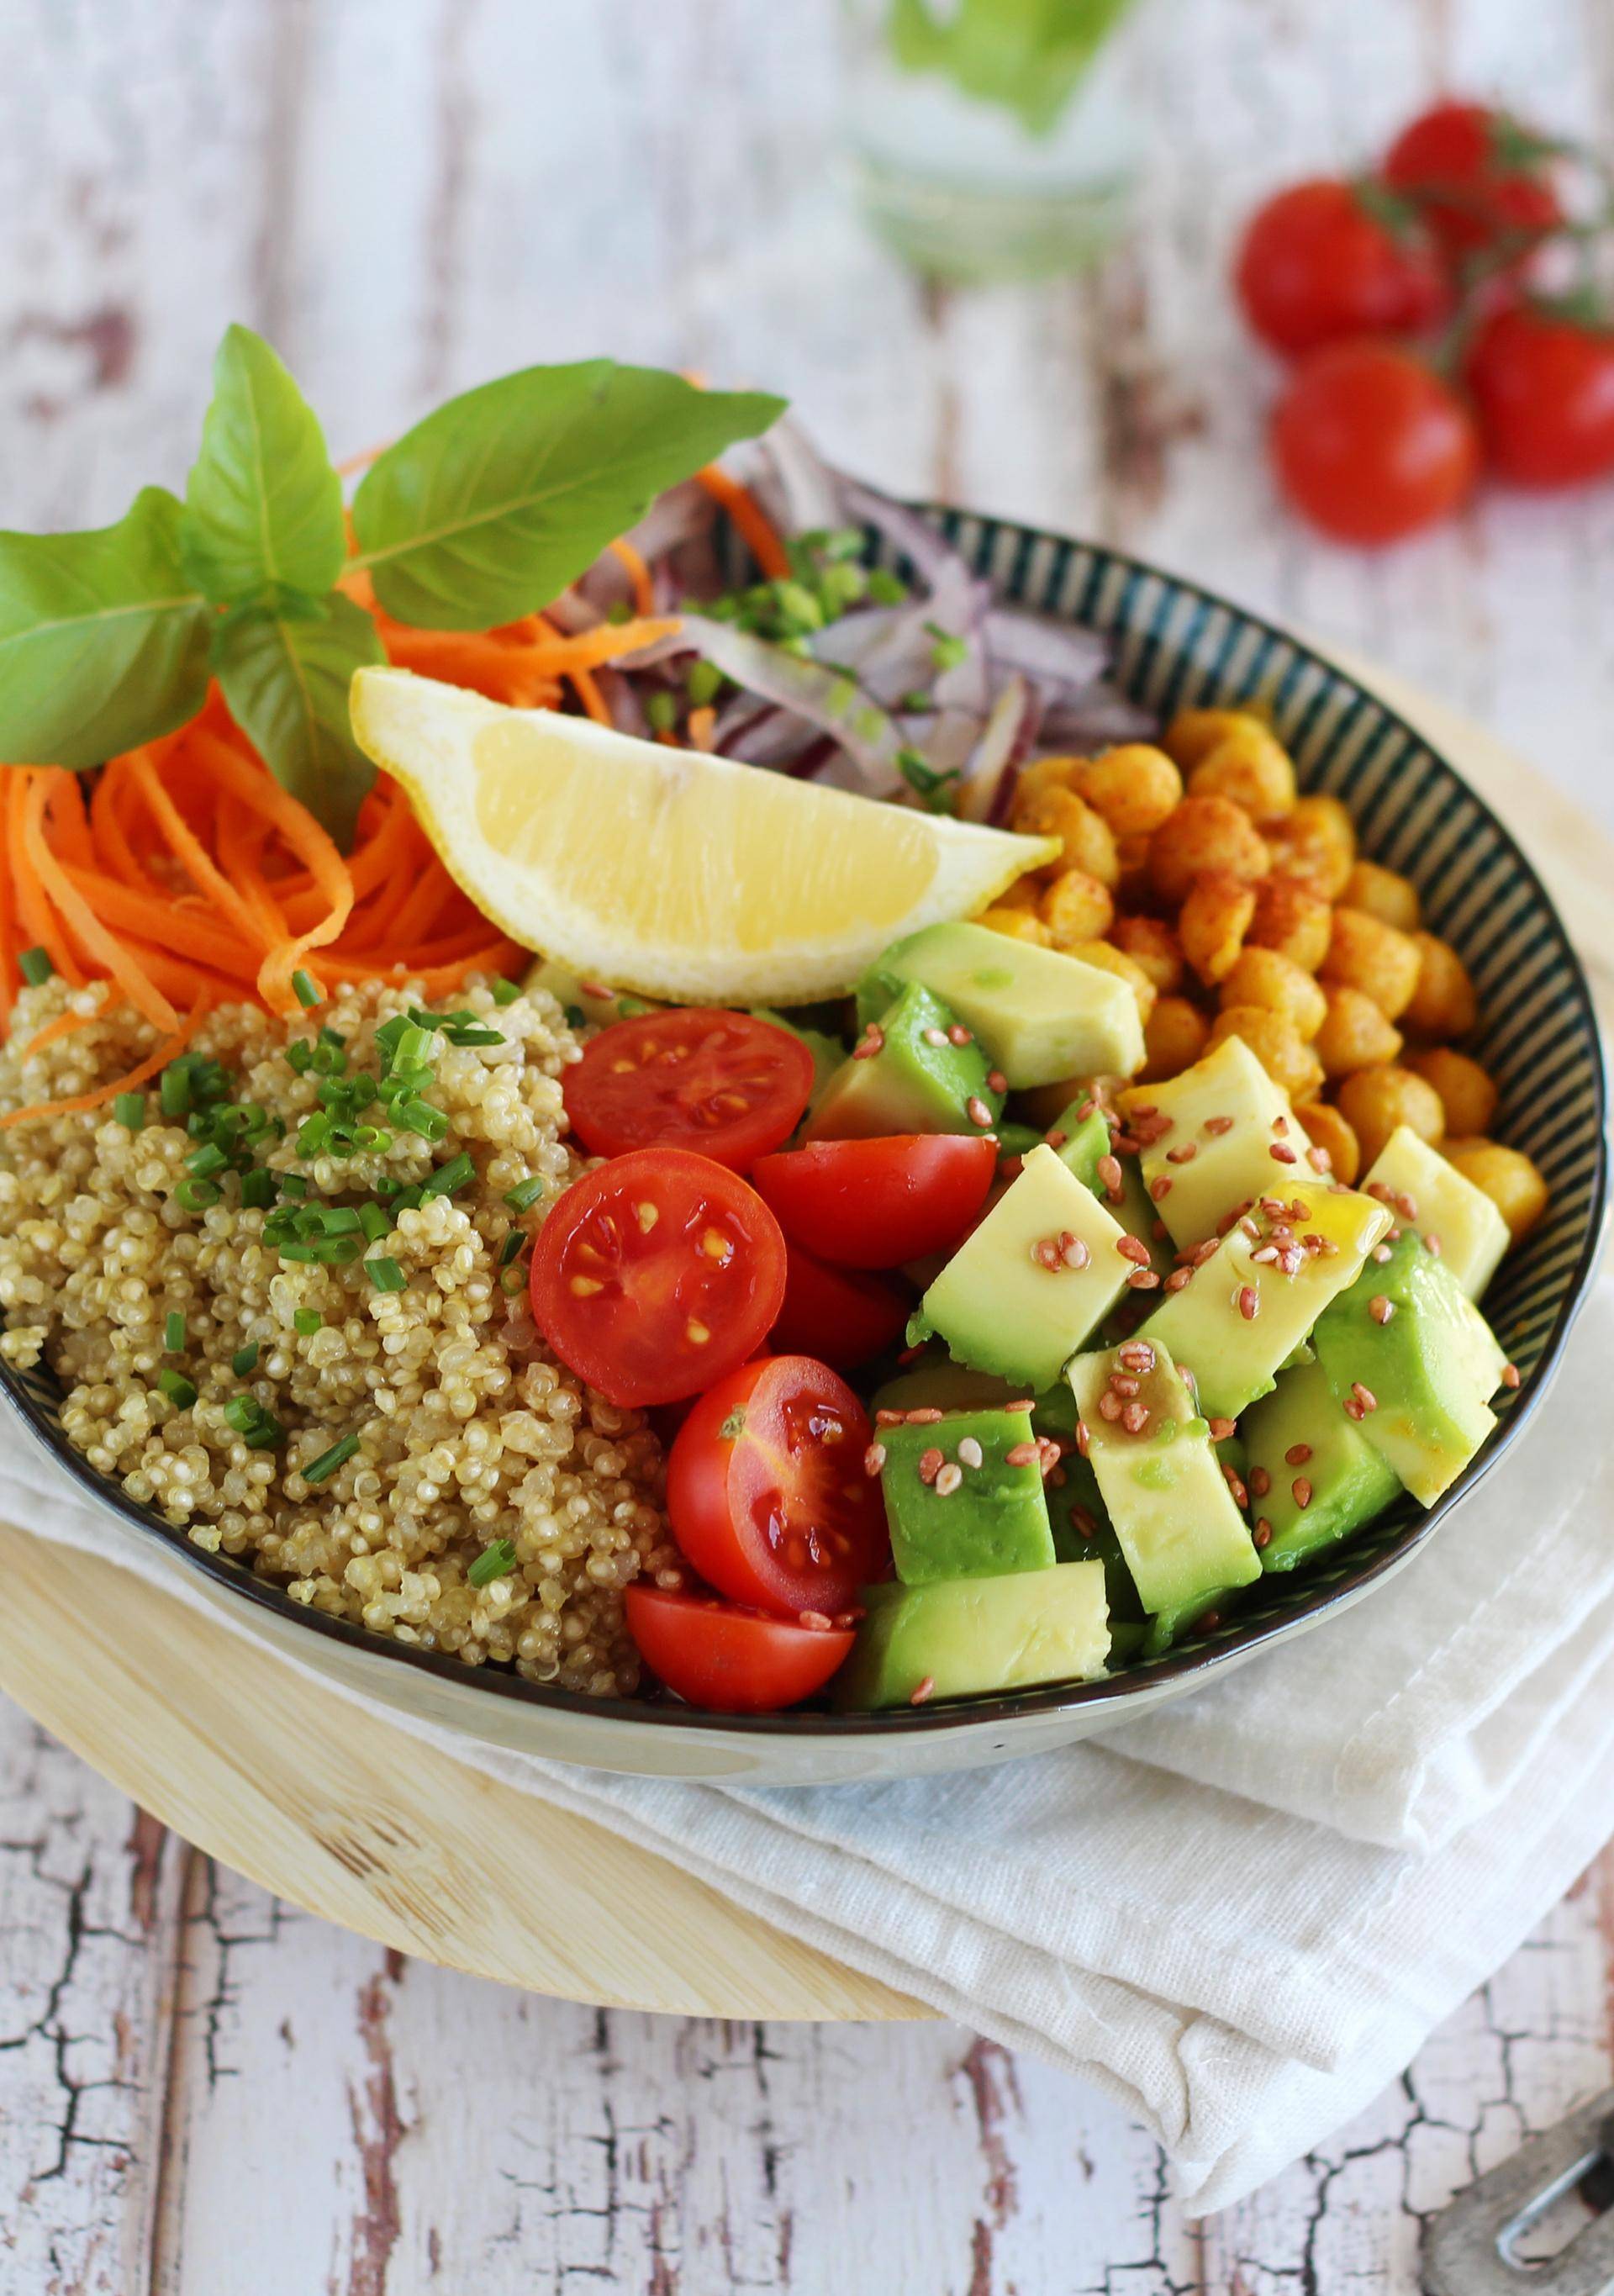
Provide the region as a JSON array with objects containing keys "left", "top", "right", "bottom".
[
  {"left": 22, "top": 772, "right": 177, "bottom": 1031},
  {"left": 8, "top": 772, "right": 86, "bottom": 987},
  {"left": 687, "top": 705, "right": 718, "bottom": 752},
  {"left": 695, "top": 464, "right": 790, "bottom": 579},
  {"left": 21, "top": 995, "right": 123, "bottom": 1060},
  {"left": 609, "top": 536, "right": 656, "bottom": 617},
  {"left": 2, "top": 998, "right": 204, "bottom": 1129},
  {"left": 568, "top": 664, "right": 613, "bottom": 726}
]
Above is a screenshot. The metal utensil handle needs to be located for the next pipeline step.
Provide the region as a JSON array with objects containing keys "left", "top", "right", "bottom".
[{"left": 1422, "top": 2088, "right": 1614, "bottom": 2296}]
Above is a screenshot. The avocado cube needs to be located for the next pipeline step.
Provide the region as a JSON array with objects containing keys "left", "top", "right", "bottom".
[
  {"left": 1033, "top": 1415, "right": 1145, "bottom": 1621},
  {"left": 1363, "top": 1126, "right": 1510, "bottom": 1302},
  {"left": 1119, "top": 1037, "right": 1317, "bottom": 1249},
  {"left": 871, "top": 1359, "right": 1023, "bottom": 1419},
  {"left": 1068, "top": 1338, "right": 1260, "bottom": 1619},
  {"left": 832, "top": 1560, "right": 1110, "bottom": 1711},
  {"left": 1139, "top": 1180, "right": 1394, "bottom": 1422},
  {"left": 1242, "top": 1359, "right": 1402, "bottom": 1571},
  {"left": 1311, "top": 1232, "right": 1506, "bottom": 1506},
  {"left": 1044, "top": 1094, "right": 1113, "bottom": 1190},
  {"left": 804, "top": 982, "right": 1000, "bottom": 1143},
  {"left": 919, "top": 1143, "right": 1131, "bottom": 1391},
  {"left": 879, "top": 1406, "right": 1056, "bottom": 1585},
  {"left": 857, "top": 921, "right": 1145, "bottom": 1090}
]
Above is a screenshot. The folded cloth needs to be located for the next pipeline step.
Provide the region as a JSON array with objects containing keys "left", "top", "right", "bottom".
[{"left": 3, "top": 1280, "right": 1611, "bottom": 2211}]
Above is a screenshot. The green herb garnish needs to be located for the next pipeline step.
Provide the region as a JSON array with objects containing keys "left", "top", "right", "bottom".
[
  {"left": 17, "top": 946, "right": 52, "bottom": 987},
  {"left": 503, "top": 1175, "right": 546, "bottom": 1213},
  {"left": 164, "top": 1311, "right": 186, "bottom": 1353},
  {"left": 302, "top": 1432, "right": 361, "bottom": 1485},
  {"left": 364, "top": 1256, "right": 407, "bottom": 1294},
  {"left": 113, "top": 1093, "right": 145, "bottom": 1131},
  {"left": 467, "top": 1538, "right": 519, "bottom": 1588}
]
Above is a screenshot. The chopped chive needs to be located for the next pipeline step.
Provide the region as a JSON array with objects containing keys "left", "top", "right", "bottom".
[
  {"left": 686, "top": 658, "right": 724, "bottom": 705},
  {"left": 422, "top": 1150, "right": 475, "bottom": 1200},
  {"left": 499, "top": 1264, "right": 526, "bottom": 1294},
  {"left": 157, "top": 1368, "right": 198, "bottom": 1409},
  {"left": 244, "top": 1416, "right": 283, "bottom": 1450},
  {"left": 645, "top": 690, "right": 678, "bottom": 733},
  {"left": 390, "top": 1185, "right": 423, "bottom": 1215},
  {"left": 491, "top": 978, "right": 522, "bottom": 1006},
  {"left": 17, "top": 946, "right": 53, "bottom": 987},
  {"left": 276, "top": 1242, "right": 319, "bottom": 1263},
  {"left": 294, "top": 1309, "right": 323, "bottom": 1336},
  {"left": 867, "top": 567, "right": 907, "bottom": 604},
  {"left": 231, "top": 1343, "right": 260, "bottom": 1377},
  {"left": 164, "top": 1311, "right": 186, "bottom": 1353},
  {"left": 352, "top": 1124, "right": 391, "bottom": 1153},
  {"left": 318, "top": 1206, "right": 363, "bottom": 1235},
  {"left": 467, "top": 1537, "right": 519, "bottom": 1588},
  {"left": 303, "top": 1432, "right": 360, "bottom": 1486},
  {"left": 186, "top": 1142, "right": 229, "bottom": 1179},
  {"left": 224, "top": 1394, "right": 263, "bottom": 1434},
  {"left": 358, "top": 1202, "right": 391, "bottom": 1243},
  {"left": 365, "top": 1255, "right": 407, "bottom": 1294},
  {"left": 175, "top": 1176, "right": 221, "bottom": 1213},
  {"left": 161, "top": 1064, "right": 193, "bottom": 1119},
  {"left": 292, "top": 969, "right": 321, "bottom": 1009},
  {"left": 504, "top": 1174, "right": 546, "bottom": 1213},
  {"left": 394, "top": 1023, "right": 435, "bottom": 1068},
  {"left": 498, "top": 1228, "right": 526, "bottom": 1266},
  {"left": 113, "top": 1093, "right": 145, "bottom": 1131},
  {"left": 931, "top": 633, "right": 968, "bottom": 671},
  {"left": 398, "top": 1098, "right": 448, "bottom": 1143},
  {"left": 318, "top": 1025, "right": 345, "bottom": 1049},
  {"left": 280, "top": 1173, "right": 308, "bottom": 1199},
  {"left": 241, "top": 1169, "right": 277, "bottom": 1211},
  {"left": 298, "top": 1115, "right": 330, "bottom": 1155},
  {"left": 309, "top": 1235, "right": 363, "bottom": 1264},
  {"left": 444, "top": 1023, "right": 504, "bottom": 1047},
  {"left": 285, "top": 1038, "right": 314, "bottom": 1074}
]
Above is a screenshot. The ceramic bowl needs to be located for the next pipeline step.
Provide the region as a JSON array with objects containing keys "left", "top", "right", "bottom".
[{"left": 3, "top": 509, "right": 1606, "bottom": 1784}]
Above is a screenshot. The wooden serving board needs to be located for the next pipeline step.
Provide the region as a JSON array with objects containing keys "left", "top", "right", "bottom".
[{"left": 0, "top": 662, "right": 1609, "bottom": 2024}]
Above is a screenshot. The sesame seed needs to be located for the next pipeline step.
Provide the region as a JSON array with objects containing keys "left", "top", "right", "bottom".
[
  {"left": 1165, "top": 1267, "right": 1194, "bottom": 1291},
  {"left": 1208, "top": 1417, "right": 1236, "bottom": 1440},
  {"left": 1060, "top": 1232, "right": 1090, "bottom": 1270},
  {"left": 1166, "top": 1143, "right": 1199, "bottom": 1165},
  {"left": 967, "top": 1096, "right": 994, "bottom": 1128},
  {"left": 1369, "top": 1294, "right": 1395, "bottom": 1325},
  {"left": 1224, "top": 1467, "right": 1248, "bottom": 1508},
  {"left": 852, "top": 1026, "right": 885, "bottom": 1061},
  {"left": 1306, "top": 1145, "right": 1332, "bottom": 1174},
  {"left": 1096, "top": 1153, "right": 1124, "bottom": 1201},
  {"left": 916, "top": 1447, "right": 944, "bottom": 1485},
  {"left": 1149, "top": 1176, "right": 1173, "bottom": 1201},
  {"left": 922, "top": 1027, "right": 949, "bottom": 1047},
  {"left": 799, "top": 1609, "right": 832, "bottom": 1630},
  {"left": 1126, "top": 1269, "right": 1161, "bottom": 1290},
  {"left": 1269, "top": 1143, "right": 1298, "bottom": 1164},
  {"left": 1075, "top": 1097, "right": 1097, "bottom": 1122},
  {"left": 1344, "top": 1396, "right": 1365, "bottom": 1421},
  {"left": 1254, "top": 1518, "right": 1273, "bottom": 1548},
  {"left": 1004, "top": 1440, "right": 1039, "bottom": 1468},
  {"left": 1237, "top": 1285, "right": 1259, "bottom": 1322},
  {"left": 957, "top": 1435, "right": 984, "bottom": 1469},
  {"left": 1250, "top": 1466, "right": 1270, "bottom": 1498},
  {"left": 875, "top": 1408, "right": 904, "bottom": 1426},
  {"left": 863, "top": 1443, "right": 887, "bottom": 1477},
  {"left": 1204, "top": 1115, "right": 1235, "bottom": 1136},
  {"left": 1075, "top": 1419, "right": 1090, "bottom": 1456},
  {"left": 1284, "top": 1443, "right": 1312, "bottom": 1466},
  {"left": 1109, "top": 1373, "right": 1140, "bottom": 1397},
  {"left": 905, "top": 1407, "right": 943, "bottom": 1423},
  {"left": 1097, "top": 1390, "right": 1125, "bottom": 1422},
  {"left": 1046, "top": 1128, "right": 1068, "bottom": 1148},
  {"left": 1273, "top": 1115, "right": 1289, "bottom": 1136},
  {"left": 986, "top": 1069, "right": 1008, "bottom": 1095},
  {"left": 1426, "top": 1231, "right": 1443, "bottom": 1256},
  {"left": 1071, "top": 1507, "right": 1098, "bottom": 1541},
  {"left": 1249, "top": 1243, "right": 1280, "bottom": 1265},
  {"left": 1121, "top": 1401, "right": 1150, "bottom": 1435},
  {"left": 1292, "top": 1476, "right": 1313, "bottom": 1508},
  {"left": 1116, "top": 1234, "right": 1151, "bottom": 1265},
  {"left": 910, "top": 1676, "right": 936, "bottom": 1705},
  {"left": 1502, "top": 1362, "right": 1521, "bottom": 1390},
  {"left": 1117, "top": 1342, "right": 1156, "bottom": 1370},
  {"left": 1371, "top": 1243, "right": 1393, "bottom": 1264},
  {"left": 1190, "top": 1238, "right": 1220, "bottom": 1268},
  {"left": 934, "top": 1461, "right": 963, "bottom": 1496},
  {"left": 947, "top": 1024, "right": 973, "bottom": 1046},
  {"left": 1351, "top": 1381, "right": 1378, "bottom": 1413}
]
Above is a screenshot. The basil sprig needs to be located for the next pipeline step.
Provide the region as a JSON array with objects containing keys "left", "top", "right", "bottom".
[{"left": 0, "top": 327, "right": 783, "bottom": 845}]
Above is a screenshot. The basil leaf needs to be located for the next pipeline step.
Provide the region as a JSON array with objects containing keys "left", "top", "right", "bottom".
[
  {"left": 0, "top": 487, "right": 211, "bottom": 768},
  {"left": 212, "top": 593, "right": 385, "bottom": 847},
  {"left": 182, "top": 325, "right": 346, "bottom": 605},
  {"left": 351, "top": 360, "right": 785, "bottom": 631}
]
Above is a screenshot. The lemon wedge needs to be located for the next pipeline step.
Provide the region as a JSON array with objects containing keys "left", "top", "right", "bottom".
[{"left": 349, "top": 668, "right": 1058, "bottom": 1003}]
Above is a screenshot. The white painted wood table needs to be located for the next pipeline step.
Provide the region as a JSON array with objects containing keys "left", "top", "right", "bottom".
[{"left": 3, "top": 2, "right": 1612, "bottom": 2288}]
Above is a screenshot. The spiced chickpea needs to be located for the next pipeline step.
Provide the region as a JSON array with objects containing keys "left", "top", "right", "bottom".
[
  {"left": 1315, "top": 986, "right": 1404, "bottom": 1079},
  {"left": 1187, "top": 723, "right": 1297, "bottom": 821},
  {"left": 1068, "top": 939, "right": 1158, "bottom": 1024},
  {"left": 1141, "top": 995, "right": 1211, "bottom": 1084},
  {"left": 1109, "top": 914, "right": 1186, "bottom": 995},
  {"left": 1162, "top": 706, "right": 1271, "bottom": 771},
  {"left": 1266, "top": 794, "right": 1356, "bottom": 899},
  {"left": 1342, "top": 860, "right": 1421, "bottom": 933},
  {"left": 994, "top": 871, "right": 1044, "bottom": 913},
  {"left": 1207, "top": 1005, "right": 1324, "bottom": 1106},
  {"left": 1404, "top": 932, "right": 1478, "bottom": 1039},
  {"left": 1406, "top": 1048, "right": 1499, "bottom": 1138},
  {"left": 1246, "top": 874, "right": 1333, "bottom": 972},
  {"left": 1443, "top": 1137, "right": 1549, "bottom": 1242},
  {"left": 1179, "top": 871, "right": 1258, "bottom": 984},
  {"left": 1068, "top": 746, "right": 1184, "bottom": 839},
  {"left": 1321, "top": 906, "right": 1422, "bottom": 1020},
  {"left": 1041, "top": 868, "right": 1116, "bottom": 947},
  {"left": 1010, "top": 755, "right": 1081, "bottom": 809},
  {"left": 1010, "top": 784, "right": 1121, "bottom": 886},
  {"left": 977, "top": 906, "right": 1052, "bottom": 947},
  {"left": 1147, "top": 794, "right": 1269, "bottom": 906},
  {"left": 1295, "top": 1100, "right": 1360, "bottom": 1185},
  {"left": 1218, "top": 947, "right": 1327, "bottom": 1040},
  {"left": 1335, "top": 1064, "right": 1445, "bottom": 1169}
]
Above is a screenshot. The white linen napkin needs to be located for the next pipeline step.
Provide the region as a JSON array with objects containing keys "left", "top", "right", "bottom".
[{"left": 3, "top": 1279, "right": 1611, "bottom": 2212}]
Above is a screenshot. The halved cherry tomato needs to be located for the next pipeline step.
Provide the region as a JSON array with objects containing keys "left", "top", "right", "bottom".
[
  {"left": 1385, "top": 100, "right": 1562, "bottom": 261},
  {"left": 562, "top": 1008, "right": 815, "bottom": 1169},
  {"left": 771, "top": 1243, "right": 910, "bottom": 1370},
  {"left": 1234, "top": 177, "right": 1448, "bottom": 357},
  {"left": 625, "top": 1583, "right": 854, "bottom": 1713},
  {"left": 667, "top": 1354, "right": 889, "bottom": 1616},
  {"left": 530, "top": 1147, "right": 786, "bottom": 1407},
  {"left": 751, "top": 1135, "right": 997, "bottom": 1269}
]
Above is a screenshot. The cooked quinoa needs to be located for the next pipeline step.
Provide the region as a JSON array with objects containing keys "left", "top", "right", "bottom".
[{"left": 0, "top": 974, "right": 679, "bottom": 1697}]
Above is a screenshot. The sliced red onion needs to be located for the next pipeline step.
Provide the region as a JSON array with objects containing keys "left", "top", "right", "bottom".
[
  {"left": 980, "top": 607, "right": 1110, "bottom": 694},
  {"left": 677, "top": 614, "right": 906, "bottom": 786}
]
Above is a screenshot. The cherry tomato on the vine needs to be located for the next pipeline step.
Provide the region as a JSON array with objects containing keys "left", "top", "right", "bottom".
[
  {"left": 1384, "top": 100, "right": 1562, "bottom": 261},
  {"left": 624, "top": 1584, "right": 855, "bottom": 1713},
  {"left": 562, "top": 1007, "right": 815, "bottom": 1170},
  {"left": 1234, "top": 177, "right": 1448, "bottom": 356},
  {"left": 1466, "top": 303, "right": 1614, "bottom": 488},
  {"left": 1270, "top": 340, "right": 1480, "bottom": 545}
]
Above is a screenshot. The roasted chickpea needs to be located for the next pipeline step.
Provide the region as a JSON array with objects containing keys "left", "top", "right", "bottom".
[
  {"left": 1295, "top": 1100, "right": 1360, "bottom": 1185},
  {"left": 1335, "top": 1064, "right": 1445, "bottom": 1169},
  {"left": 1187, "top": 723, "right": 1297, "bottom": 821},
  {"left": 1315, "top": 985, "right": 1404, "bottom": 1079},
  {"left": 1342, "top": 860, "right": 1421, "bottom": 933},
  {"left": 1208, "top": 1005, "right": 1324, "bottom": 1106},
  {"left": 1141, "top": 995, "right": 1211, "bottom": 1084},
  {"left": 1321, "top": 906, "right": 1421, "bottom": 1021},
  {"left": 977, "top": 906, "right": 1052, "bottom": 946},
  {"left": 1041, "top": 868, "right": 1116, "bottom": 947},
  {"left": 1406, "top": 1048, "right": 1499, "bottom": 1139},
  {"left": 1218, "top": 947, "right": 1327, "bottom": 1040},
  {"left": 1068, "top": 939, "right": 1158, "bottom": 1024},
  {"left": 1163, "top": 705, "right": 1270, "bottom": 771},
  {"left": 1404, "top": 932, "right": 1478, "bottom": 1039},
  {"left": 1246, "top": 874, "right": 1332, "bottom": 973},
  {"left": 1443, "top": 1137, "right": 1549, "bottom": 1242},
  {"left": 1069, "top": 745, "right": 1184, "bottom": 838},
  {"left": 1109, "top": 913, "right": 1186, "bottom": 995},
  {"left": 994, "top": 871, "right": 1044, "bottom": 913},
  {"left": 1147, "top": 794, "right": 1269, "bottom": 907},
  {"left": 1010, "top": 755, "right": 1082, "bottom": 808},
  {"left": 1011, "top": 784, "right": 1120, "bottom": 886},
  {"left": 1266, "top": 794, "right": 1356, "bottom": 899},
  {"left": 1179, "top": 871, "right": 1258, "bottom": 985}
]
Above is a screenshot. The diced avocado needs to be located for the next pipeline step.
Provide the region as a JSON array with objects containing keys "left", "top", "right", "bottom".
[
  {"left": 522, "top": 957, "right": 660, "bottom": 1030},
  {"left": 1311, "top": 1232, "right": 1505, "bottom": 1506},
  {"left": 1242, "top": 1359, "right": 1402, "bottom": 1571},
  {"left": 832, "top": 1560, "right": 1110, "bottom": 1711},
  {"left": 1363, "top": 1126, "right": 1511, "bottom": 1302},
  {"left": 1040, "top": 1439, "right": 1144, "bottom": 1621},
  {"left": 857, "top": 921, "right": 1145, "bottom": 1090},
  {"left": 879, "top": 1406, "right": 1056, "bottom": 1585},
  {"left": 920, "top": 1143, "right": 1131, "bottom": 1391},
  {"left": 1046, "top": 1096, "right": 1170, "bottom": 1275},
  {"left": 1139, "top": 1182, "right": 1393, "bottom": 1422},
  {"left": 995, "top": 1121, "right": 1044, "bottom": 1162},
  {"left": 870, "top": 1359, "right": 1021, "bottom": 1418},
  {"left": 805, "top": 982, "right": 1001, "bottom": 1143},
  {"left": 1044, "top": 1094, "right": 1112, "bottom": 1190},
  {"left": 1068, "top": 1338, "right": 1260, "bottom": 1620},
  {"left": 1279, "top": 1338, "right": 1316, "bottom": 1371},
  {"left": 1119, "top": 1037, "right": 1316, "bottom": 1249}
]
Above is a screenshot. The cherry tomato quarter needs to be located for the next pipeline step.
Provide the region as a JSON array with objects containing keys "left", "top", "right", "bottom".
[
  {"left": 1466, "top": 303, "right": 1614, "bottom": 488},
  {"left": 624, "top": 1584, "right": 854, "bottom": 1714},
  {"left": 562, "top": 1008, "right": 815, "bottom": 1169},
  {"left": 529, "top": 1148, "right": 787, "bottom": 1407},
  {"left": 1384, "top": 100, "right": 1562, "bottom": 261},
  {"left": 771, "top": 1243, "right": 911, "bottom": 1370},
  {"left": 1270, "top": 340, "right": 1479, "bottom": 544},
  {"left": 1234, "top": 177, "right": 1448, "bottom": 357},
  {"left": 752, "top": 1134, "right": 997, "bottom": 1269},
  {"left": 667, "top": 1354, "right": 890, "bottom": 1617}
]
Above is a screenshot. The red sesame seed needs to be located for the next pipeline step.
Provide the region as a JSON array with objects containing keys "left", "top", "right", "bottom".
[
  {"left": 852, "top": 1026, "right": 885, "bottom": 1061},
  {"left": 1292, "top": 1476, "right": 1313, "bottom": 1509},
  {"left": 1343, "top": 1397, "right": 1365, "bottom": 1421},
  {"left": 1118, "top": 1341, "right": 1156, "bottom": 1370},
  {"left": 1191, "top": 1238, "right": 1220, "bottom": 1267},
  {"left": 1208, "top": 1417, "right": 1236, "bottom": 1440},
  {"left": 1075, "top": 1097, "right": 1097, "bottom": 1123},
  {"left": 1165, "top": 1267, "right": 1194, "bottom": 1291},
  {"left": 1224, "top": 1467, "right": 1248, "bottom": 1508},
  {"left": 1238, "top": 1285, "right": 1259, "bottom": 1321},
  {"left": 1284, "top": 1443, "right": 1312, "bottom": 1466},
  {"left": 1149, "top": 1175, "right": 1173, "bottom": 1201},
  {"left": 1371, "top": 1243, "right": 1392, "bottom": 1264},
  {"left": 863, "top": 1443, "right": 887, "bottom": 1477},
  {"left": 1426, "top": 1231, "right": 1443, "bottom": 1257},
  {"left": 1004, "top": 1440, "right": 1039, "bottom": 1468},
  {"left": 1351, "top": 1381, "right": 1378, "bottom": 1414},
  {"left": 1075, "top": 1419, "right": 1090, "bottom": 1456},
  {"left": 1046, "top": 1128, "right": 1068, "bottom": 1149},
  {"left": 1369, "top": 1294, "right": 1395, "bottom": 1325},
  {"left": 906, "top": 1407, "right": 944, "bottom": 1423},
  {"left": 1250, "top": 1466, "right": 1270, "bottom": 1498},
  {"left": 1502, "top": 1362, "right": 1521, "bottom": 1390},
  {"left": 1204, "top": 1115, "right": 1235, "bottom": 1136},
  {"left": 1060, "top": 1232, "right": 1091, "bottom": 1270},
  {"left": 967, "top": 1095, "right": 994, "bottom": 1128},
  {"left": 1269, "top": 1143, "right": 1298, "bottom": 1164},
  {"left": 910, "top": 1675, "right": 936, "bottom": 1705},
  {"left": 1306, "top": 1145, "right": 1332, "bottom": 1174},
  {"left": 1071, "top": 1507, "right": 1098, "bottom": 1540},
  {"left": 1116, "top": 1234, "right": 1151, "bottom": 1265},
  {"left": 874, "top": 1408, "right": 903, "bottom": 1426},
  {"left": 1166, "top": 1143, "right": 1199, "bottom": 1164},
  {"left": 1121, "top": 1401, "right": 1150, "bottom": 1435},
  {"left": 947, "top": 1024, "right": 973, "bottom": 1046},
  {"left": 833, "top": 1608, "right": 865, "bottom": 1630},
  {"left": 1096, "top": 1153, "right": 1124, "bottom": 1200},
  {"left": 1110, "top": 1372, "right": 1141, "bottom": 1397},
  {"left": 1273, "top": 1114, "right": 1289, "bottom": 1136},
  {"left": 916, "top": 1447, "right": 944, "bottom": 1484},
  {"left": 1126, "top": 1269, "right": 1161, "bottom": 1290},
  {"left": 799, "top": 1609, "right": 833, "bottom": 1630},
  {"left": 1097, "top": 1390, "right": 1124, "bottom": 1422},
  {"left": 986, "top": 1069, "right": 1008, "bottom": 1095},
  {"left": 1254, "top": 1518, "right": 1273, "bottom": 1549}
]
